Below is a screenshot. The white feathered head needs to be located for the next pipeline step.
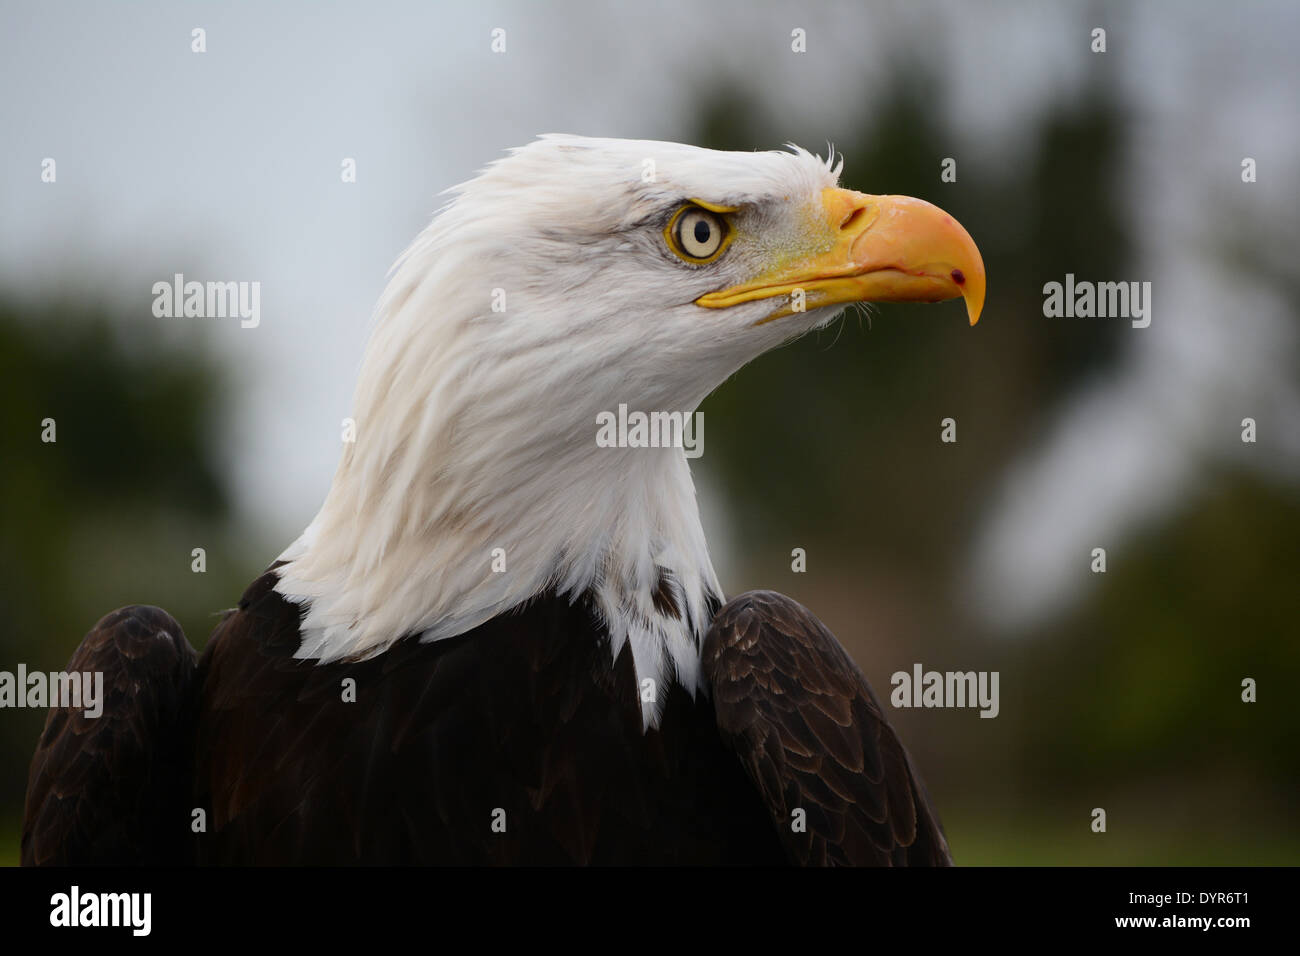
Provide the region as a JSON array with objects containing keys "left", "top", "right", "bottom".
[{"left": 275, "top": 135, "right": 984, "bottom": 724}]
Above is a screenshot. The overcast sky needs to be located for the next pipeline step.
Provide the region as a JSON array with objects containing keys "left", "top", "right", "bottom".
[{"left": 2, "top": 0, "right": 1296, "bottom": 632}]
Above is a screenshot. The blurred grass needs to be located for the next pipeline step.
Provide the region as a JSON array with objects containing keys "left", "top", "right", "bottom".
[
  {"left": 946, "top": 812, "right": 1300, "bottom": 866},
  {"left": 0, "top": 820, "right": 14, "bottom": 867}
]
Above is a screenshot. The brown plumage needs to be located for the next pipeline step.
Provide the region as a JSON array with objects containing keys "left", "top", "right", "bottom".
[
  {"left": 704, "top": 591, "right": 951, "bottom": 865},
  {"left": 22, "top": 606, "right": 197, "bottom": 866},
  {"left": 23, "top": 573, "right": 949, "bottom": 865}
]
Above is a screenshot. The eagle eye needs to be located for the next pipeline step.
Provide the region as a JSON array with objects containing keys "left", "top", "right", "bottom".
[{"left": 666, "top": 204, "right": 731, "bottom": 264}]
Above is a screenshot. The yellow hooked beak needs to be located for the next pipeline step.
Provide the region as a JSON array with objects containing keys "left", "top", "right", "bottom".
[{"left": 695, "top": 188, "right": 985, "bottom": 326}]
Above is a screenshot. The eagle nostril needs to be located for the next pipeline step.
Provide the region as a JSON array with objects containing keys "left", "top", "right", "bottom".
[{"left": 839, "top": 206, "right": 866, "bottom": 231}]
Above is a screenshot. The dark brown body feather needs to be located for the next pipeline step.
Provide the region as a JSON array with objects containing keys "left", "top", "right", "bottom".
[
  {"left": 21, "top": 606, "right": 198, "bottom": 865},
  {"left": 704, "top": 591, "right": 952, "bottom": 865},
  {"left": 23, "top": 573, "right": 950, "bottom": 865}
]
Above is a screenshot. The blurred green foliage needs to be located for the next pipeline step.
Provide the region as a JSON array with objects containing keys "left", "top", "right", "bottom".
[{"left": 0, "top": 299, "right": 266, "bottom": 863}]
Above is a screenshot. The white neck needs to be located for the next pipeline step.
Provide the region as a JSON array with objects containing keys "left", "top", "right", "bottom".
[{"left": 276, "top": 440, "right": 720, "bottom": 727}]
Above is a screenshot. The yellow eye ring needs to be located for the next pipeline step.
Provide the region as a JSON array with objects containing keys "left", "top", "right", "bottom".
[{"left": 664, "top": 204, "right": 733, "bottom": 264}]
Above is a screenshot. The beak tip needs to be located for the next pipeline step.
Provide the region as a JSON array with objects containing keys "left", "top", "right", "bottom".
[{"left": 964, "top": 288, "right": 984, "bottom": 327}]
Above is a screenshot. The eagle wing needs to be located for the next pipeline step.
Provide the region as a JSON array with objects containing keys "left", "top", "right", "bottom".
[
  {"left": 21, "top": 605, "right": 199, "bottom": 865},
  {"left": 702, "top": 590, "right": 952, "bottom": 865}
]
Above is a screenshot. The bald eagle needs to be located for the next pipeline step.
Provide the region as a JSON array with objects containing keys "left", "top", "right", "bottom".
[{"left": 23, "top": 136, "right": 984, "bottom": 866}]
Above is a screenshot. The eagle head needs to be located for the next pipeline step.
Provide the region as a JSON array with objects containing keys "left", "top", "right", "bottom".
[{"left": 275, "top": 135, "right": 985, "bottom": 725}]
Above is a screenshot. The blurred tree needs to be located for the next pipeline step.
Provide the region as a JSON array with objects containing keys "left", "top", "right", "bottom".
[{"left": 0, "top": 297, "right": 263, "bottom": 858}]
